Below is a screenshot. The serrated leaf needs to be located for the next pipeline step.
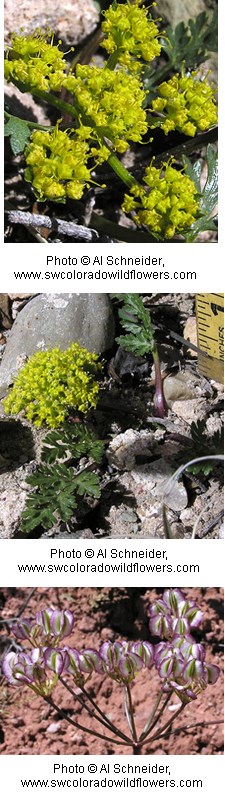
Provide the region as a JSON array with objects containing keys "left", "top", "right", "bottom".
[
  {"left": 115, "top": 295, "right": 154, "bottom": 357},
  {"left": 41, "top": 423, "right": 105, "bottom": 465},
  {"left": 4, "top": 116, "right": 30, "bottom": 155},
  {"left": 161, "top": 10, "right": 217, "bottom": 71},
  {"left": 74, "top": 471, "right": 101, "bottom": 498},
  {"left": 21, "top": 504, "right": 57, "bottom": 532},
  {"left": 183, "top": 145, "right": 218, "bottom": 242},
  {"left": 187, "top": 462, "right": 213, "bottom": 476}
]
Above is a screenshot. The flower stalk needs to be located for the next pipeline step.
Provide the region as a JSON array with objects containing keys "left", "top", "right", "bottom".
[{"left": 1, "top": 591, "right": 220, "bottom": 753}]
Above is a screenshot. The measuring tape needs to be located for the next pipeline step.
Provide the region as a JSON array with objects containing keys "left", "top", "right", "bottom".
[{"left": 196, "top": 293, "right": 224, "bottom": 383}]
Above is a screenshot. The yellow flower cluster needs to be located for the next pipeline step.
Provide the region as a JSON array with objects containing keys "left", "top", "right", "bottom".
[
  {"left": 24, "top": 126, "right": 92, "bottom": 201},
  {"left": 101, "top": 0, "right": 161, "bottom": 73},
  {"left": 150, "top": 73, "right": 217, "bottom": 136},
  {"left": 4, "top": 31, "right": 66, "bottom": 92},
  {"left": 3, "top": 344, "right": 102, "bottom": 428},
  {"left": 63, "top": 65, "right": 147, "bottom": 152},
  {"left": 122, "top": 160, "right": 200, "bottom": 239}
]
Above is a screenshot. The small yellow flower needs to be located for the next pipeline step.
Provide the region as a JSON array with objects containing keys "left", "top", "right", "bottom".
[
  {"left": 63, "top": 65, "right": 147, "bottom": 152},
  {"left": 122, "top": 159, "right": 200, "bottom": 239},
  {"left": 24, "top": 125, "right": 93, "bottom": 202},
  {"left": 4, "top": 30, "right": 66, "bottom": 92},
  {"left": 3, "top": 345, "right": 102, "bottom": 427},
  {"left": 150, "top": 73, "right": 217, "bottom": 136},
  {"left": 101, "top": 0, "right": 161, "bottom": 73}
]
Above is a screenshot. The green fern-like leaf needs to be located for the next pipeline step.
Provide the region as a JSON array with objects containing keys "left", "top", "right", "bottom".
[
  {"left": 186, "top": 419, "right": 224, "bottom": 475},
  {"left": 41, "top": 423, "right": 105, "bottom": 465},
  {"left": 183, "top": 145, "right": 218, "bottom": 242},
  {"left": 21, "top": 463, "right": 78, "bottom": 531},
  {"left": 74, "top": 471, "right": 101, "bottom": 498},
  {"left": 114, "top": 294, "right": 155, "bottom": 356},
  {"left": 161, "top": 10, "right": 217, "bottom": 72},
  {"left": 21, "top": 421, "right": 104, "bottom": 533}
]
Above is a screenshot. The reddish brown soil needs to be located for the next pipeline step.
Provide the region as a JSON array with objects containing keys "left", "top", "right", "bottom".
[{"left": 0, "top": 587, "right": 223, "bottom": 756}]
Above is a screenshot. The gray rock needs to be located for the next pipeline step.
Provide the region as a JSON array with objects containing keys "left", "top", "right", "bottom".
[
  {"left": 0, "top": 293, "right": 115, "bottom": 397},
  {"left": 4, "top": 0, "right": 99, "bottom": 46},
  {"left": 155, "top": 0, "right": 208, "bottom": 26},
  {"left": 0, "top": 466, "right": 31, "bottom": 539}
]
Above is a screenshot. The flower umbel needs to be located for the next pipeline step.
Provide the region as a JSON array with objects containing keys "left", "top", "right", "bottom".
[
  {"left": 122, "top": 159, "right": 200, "bottom": 238},
  {"left": 150, "top": 73, "right": 217, "bottom": 137},
  {"left": 4, "top": 30, "right": 66, "bottom": 92},
  {"left": 3, "top": 343, "right": 102, "bottom": 427},
  {"left": 101, "top": 0, "right": 161, "bottom": 73},
  {"left": 63, "top": 65, "right": 147, "bottom": 153},
  {"left": 24, "top": 125, "right": 94, "bottom": 201},
  {"left": 1, "top": 592, "right": 220, "bottom": 751},
  {"left": 149, "top": 588, "right": 203, "bottom": 639},
  {"left": 1, "top": 649, "right": 57, "bottom": 696},
  {"left": 154, "top": 634, "right": 220, "bottom": 701},
  {"left": 99, "top": 640, "right": 154, "bottom": 684}
]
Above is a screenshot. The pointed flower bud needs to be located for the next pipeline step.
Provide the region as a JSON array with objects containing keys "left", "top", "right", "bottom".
[
  {"left": 1, "top": 648, "right": 45, "bottom": 688},
  {"left": 35, "top": 607, "right": 75, "bottom": 642},
  {"left": 154, "top": 632, "right": 220, "bottom": 702},
  {"left": 204, "top": 663, "right": 220, "bottom": 685},
  {"left": 149, "top": 589, "right": 203, "bottom": 640},
  {"left": 43, "top": 647, "right": 65, "bottom": 675},
  {"left": 35, "top": 608, "right": 54, "bottom": 636},
  {"left": 130, "top": 641, "right": 154, "bottom": 668},
  {"left": 99, "top": 640, "right": 147, "bottom": 684},
  {"left": 79, "top": 649, "right": 105, "bottom": 674},
  {"left": 11, "top": 618, "right": 35, "bottom": 641}
]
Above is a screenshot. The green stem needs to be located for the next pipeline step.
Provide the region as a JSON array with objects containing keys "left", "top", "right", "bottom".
[
  {"left": 148, "top": 62, "right": 174, "bottom": 86},
  {"left": 60, "top": 678, "right": 132, "bottom": 744},
  {"left": 105, "top": 50, "right": 121, "bottom": 71},
  {"left": 107, "top": 152, "right": 136, "bottom": 189},
  {"left": 12, "top": 78, "right": 81, "bottom": 120},
  {"left": 139, "top": 692, "right": 162, "bottom": 742},
  {"left": 44, "top": 695, "right": 133, "bottom": 747},
  {"left": 139, "top": 692, "right": 172, "bottom": 743},
  {"left": 149, "top": 702, "right": 185, "bottom": 743},
  {"left": 124, "top": 684, "right": 138, "bottom": 742}
]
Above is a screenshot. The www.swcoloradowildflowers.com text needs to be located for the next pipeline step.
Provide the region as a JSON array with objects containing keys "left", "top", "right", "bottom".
[
  {"left": 19, "top": 776, "right": 203, "bottom": 789},
  {"left": 12, "top": 267, "right": 197, "bottom": 281},
  {"left": 17, "top": 562, "right": 200, "bottom": 574}
]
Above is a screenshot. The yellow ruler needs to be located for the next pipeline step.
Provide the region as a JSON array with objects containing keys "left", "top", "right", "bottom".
[{"left": 196, "top": 293, "right": 224, "bottom": 383}]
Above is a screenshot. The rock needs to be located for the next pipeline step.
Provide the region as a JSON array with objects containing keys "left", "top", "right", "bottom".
[
  {"left": 8, "top": 294, "right": 34, "bottom": 300},
  {"left": 41, "top": 527, "right": 95, "bottom": 539},
  {"left": 0, "top": 466, "right": 31, "bottom": 539},
  {"left": 107, "top": 429, "right": 155, "bottom": 470},
  {"left": 172, "top": 398, "right": 207, "bottom": 424},
  {"left": 132, "top": 460, "right": 188, "bottom": 512},
  {"left": 155, "top": 0, "right": 208, "bottom": 27},
  {"left": 163, "top": 369, "right": 212, "bottom": 406},
  {"left": 0, "top": 293, "right": 115, "bottom": 397},
  {"left": 46, "top": 722, "right": 61, "bottom": 734},
  {"left": 4, "top": 0, "right": 99, "bottom": 46}
]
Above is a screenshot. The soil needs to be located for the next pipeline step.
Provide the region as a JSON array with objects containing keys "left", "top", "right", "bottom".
[
  {"left": 0, "top": 293, "right": 224, "bottom": 540},
  {"left": 0, "top": 587, "right": 223, "bottom": 755}
]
